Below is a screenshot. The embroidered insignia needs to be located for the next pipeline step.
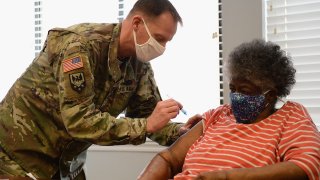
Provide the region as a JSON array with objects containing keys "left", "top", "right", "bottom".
[
  {"left": 63, "top": 56, "right": 83, "bottom": 72},
  {"left": 69, "top": 72, "right": 86, "bottom": 93},
  {"left": 118, "top": 80, "right": 135, "bottom": 93}
]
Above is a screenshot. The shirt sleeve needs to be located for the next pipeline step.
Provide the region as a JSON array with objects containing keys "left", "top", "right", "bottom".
[
  {"left": 202, "top": 105, "right": 226, "bottom": 132},
  {"left": 278, "top": 103, "right": 320, "bottom": 180},
  {"left": 49, "top": 31, "right": 147, "bottom": 146},
  {"left": 125, "top": 62, "right": 182, "bottom": 146}
]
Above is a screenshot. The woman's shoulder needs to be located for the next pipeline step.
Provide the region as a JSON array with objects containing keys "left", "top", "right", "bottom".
[
  {"left": 281, "top": 101, "right": 311, "bottom": 119},
  {"left": 275, "top": 101, "right": 316, "bottom": 128},
  {"left": 203, "top": 104, "right": 230, "bottom": 117},
  {"left": 202, "top": 104, "right": 231, "bottom": 126}
]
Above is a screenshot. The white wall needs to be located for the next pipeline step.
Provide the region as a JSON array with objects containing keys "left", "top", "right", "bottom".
[
  {"left": 0, "top": 1, "right": 34, "bottom": 99},
  {"left": 152, "top": 0, "right": 220, "bottom": 123},
  {"left": 221, "top": 0, "right": 265, "bottom": 103},
  {"left": 40, "top": 0, "right": 118, "bottom": 45}
]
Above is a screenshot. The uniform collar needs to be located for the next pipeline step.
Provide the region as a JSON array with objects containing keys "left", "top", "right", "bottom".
[{"left": 108, "top": 23, "right": 122, "bottom": 81}]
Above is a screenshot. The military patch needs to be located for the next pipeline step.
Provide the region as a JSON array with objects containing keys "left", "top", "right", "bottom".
[
  {"left": 63, "top": 56, "right": 83, "bottom": 72},
  {"left": 69, "top": 72, "right": 86, "bottom": 93},
  {"left": 118, "top": 79, "right": 136, "bottom": 93},
  {"left": 118, "top": 86, "right": 135, "bottom": 93}
]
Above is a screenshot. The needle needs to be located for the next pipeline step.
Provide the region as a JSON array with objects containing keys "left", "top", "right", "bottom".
[{"left": 166, "top": 94, "right": 187, "bottom": 115}]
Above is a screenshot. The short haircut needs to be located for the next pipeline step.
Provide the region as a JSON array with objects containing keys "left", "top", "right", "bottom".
[
  {"left": 128, "top": 0, "right": 183, "bottom": 25},
  {"left": 226, "top": 39, "right": 296, "bottom": 97}
]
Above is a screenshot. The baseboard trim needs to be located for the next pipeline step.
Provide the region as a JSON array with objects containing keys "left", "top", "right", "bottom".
[{"left": 88, "top": 140, "right": 166, "bottom": 153}]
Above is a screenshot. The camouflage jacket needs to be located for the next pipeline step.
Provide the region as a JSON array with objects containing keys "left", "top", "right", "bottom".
[{"left": 0, "top": 23, "right": 181, "bottom": 178}]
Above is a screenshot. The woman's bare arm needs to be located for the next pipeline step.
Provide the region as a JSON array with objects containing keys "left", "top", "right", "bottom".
[
  {"left": 138, "top": 116, "right": 204, "bottom": 180},
  {"left": 194, "top": 161, "right": 308, "bottom": 180}
]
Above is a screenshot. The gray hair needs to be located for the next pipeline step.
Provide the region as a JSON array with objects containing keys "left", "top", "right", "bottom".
[{"left": 225, "top": 39, "right": 296, "bottom": 97}]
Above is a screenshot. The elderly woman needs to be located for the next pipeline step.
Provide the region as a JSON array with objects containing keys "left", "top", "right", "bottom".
[{"left": 138, "top": 39, "right": 320, "bottom": 180}]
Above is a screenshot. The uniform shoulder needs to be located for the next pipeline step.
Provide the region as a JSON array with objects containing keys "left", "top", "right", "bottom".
[{"left": 48, "top": 23, "right": 117, "bottom": 40}]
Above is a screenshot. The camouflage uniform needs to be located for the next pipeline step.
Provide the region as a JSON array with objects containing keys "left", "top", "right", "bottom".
[{"left": 0, "top": 23, "right": 182, "bottom": 179}]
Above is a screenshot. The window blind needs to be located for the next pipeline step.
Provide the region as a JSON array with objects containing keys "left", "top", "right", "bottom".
[
  {"left": 219, "top": 0, "right": 224, "bottom": 105},
  {"left": 265, "top": 0, "right": 320, "bottom": 129}
]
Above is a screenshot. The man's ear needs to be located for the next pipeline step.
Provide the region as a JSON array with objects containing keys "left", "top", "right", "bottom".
[{"left": 131, "top": 15, "right": 143, "bottom": 31}]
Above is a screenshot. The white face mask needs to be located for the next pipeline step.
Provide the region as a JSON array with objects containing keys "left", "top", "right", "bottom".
[{"left": 133, "top": 19, "right": 166, "bottom": 62}]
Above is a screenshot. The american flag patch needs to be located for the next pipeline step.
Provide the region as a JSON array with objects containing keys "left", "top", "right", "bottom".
[{"left": 62, "top": 56, "right": 84, "bottom": 72}]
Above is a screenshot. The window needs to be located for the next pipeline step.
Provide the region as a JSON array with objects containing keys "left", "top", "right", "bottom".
[
  {"left": 35, "top": 20, "right": 41, "bottom": 25},
  {"left": 34, "top": 1, "right": 41, "bottom": 6},
  {"left": 35, "top": 7, "right": 41, "bottom": 12},
  {"left": 35, "top": 46, "right": 41, "bottom": 51},
  {"left": 218, "top": 0, "right": 223, "bottom": 105},
  {"left": 35, "top": 33, "right": 41, "bottom": 38},
  {"left": 35, "top": 39, "right": 41, "bottom": 44},
  {"left": 35, "top": 27, "right": 41, "bottom": 31},
  {"left": 265, "top": 0, "right": 320, "bottom": 129}
]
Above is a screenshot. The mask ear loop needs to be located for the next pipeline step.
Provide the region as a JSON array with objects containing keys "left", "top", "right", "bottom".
[
  {"left": 263, "top": 90, "right": 271, "bottom": 95},
  {"left": 141, "top": 18, "right": 165, "bottom": 49},
  {"left": 263, "top": 90, "right": 271, "bottom": 108},
  {"left": 264, "top": 90, "right": 287, "bottom": 109},
  {"left": 141, "top": 18, "right": 152, "bottom": 38},
  {"left": 132, "top": 18, "right": 151, "bottom": 46},
  {"left": 277, "top": 96, "right": 286, "bottom": 103}
]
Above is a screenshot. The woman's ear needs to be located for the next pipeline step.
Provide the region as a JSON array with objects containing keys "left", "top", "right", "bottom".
[{"left": 265, "top": 89, "right": 278, "bottom": 105}]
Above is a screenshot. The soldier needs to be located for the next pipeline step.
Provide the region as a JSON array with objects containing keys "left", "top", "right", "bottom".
[{"left": 0, "top": 0, "right": 200, "bottom": 179}]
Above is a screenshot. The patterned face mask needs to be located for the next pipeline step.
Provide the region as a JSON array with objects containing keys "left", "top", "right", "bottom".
[{"left": 230, "top": 91, "right": 269, "bottom": 124}]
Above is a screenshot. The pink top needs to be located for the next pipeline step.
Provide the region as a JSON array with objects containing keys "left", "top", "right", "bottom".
[{"left": 174, "top": 101, "right": 320, "bottom": 180}]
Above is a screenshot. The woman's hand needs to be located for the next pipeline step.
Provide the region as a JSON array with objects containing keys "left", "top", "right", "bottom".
[
  {"left": 192, "top": 171, "right": 228, "bottom": 180},
  {"left": 179, "top": 114, "right": 204, "bottom": 135}
]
